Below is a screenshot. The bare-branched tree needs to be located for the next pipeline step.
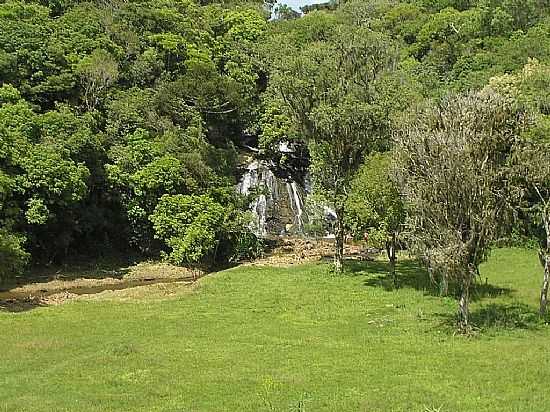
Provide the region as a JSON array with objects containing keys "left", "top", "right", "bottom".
[
  {"left": 488, "top": 59, "right": 550, "bottom": 317},
  {"left": 396, "top": 90, "right": 528, "bottom": 330},
  {"left": 77, "top": 49, "right": 119, "bottom": 111}
]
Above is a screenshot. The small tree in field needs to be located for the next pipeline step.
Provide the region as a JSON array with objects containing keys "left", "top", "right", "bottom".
[
  {"left": 347, "top": 152, "right": 405, "bottom": 285},
  {"left": 519, "top": 143, "right": 550, "bottom": 316},
  {"left": 521, "top": 129, "right": 550, "bottom": 319},
  {"left": 270, "top": 25, "right": 397, "bottom": 272},
  {"left": 397, "top": 90, "right": 527, "bottom": 330}
]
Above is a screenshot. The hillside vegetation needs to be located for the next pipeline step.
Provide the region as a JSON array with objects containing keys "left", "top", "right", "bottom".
[{"left": 1, "top": 0, "right": 549, "bottom": 271}]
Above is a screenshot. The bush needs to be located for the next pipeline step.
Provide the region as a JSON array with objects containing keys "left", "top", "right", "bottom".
[
  {"left": 150, "top": 194, "right": 225, "bottom": 265},
  {"left": 227, "top": 231, "right": 264, "bottom": 262},
  {"left": 150, "top": 193, "right": 264, "bottom": 266},
  {"left": 0, "top": 230, "right": 29, "bottom": 280}
]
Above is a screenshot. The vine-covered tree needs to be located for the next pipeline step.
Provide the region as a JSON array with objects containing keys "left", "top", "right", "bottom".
[{"left": 397, "top": 90, "right": 528, "bottom": 329}]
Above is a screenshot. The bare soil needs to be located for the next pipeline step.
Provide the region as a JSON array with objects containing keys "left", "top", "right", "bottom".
[
  {"left": 246, "top": 237, "right": 375, "bottom": 267},
  {"left": 0, "top": 262, "right": 202, "bottom": 312},
  {"left": 0, "top": 238, "right": 375, "bottom": 312}
]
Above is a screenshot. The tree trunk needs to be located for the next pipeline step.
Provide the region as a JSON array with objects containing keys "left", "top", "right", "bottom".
[
  {"left": 439, "top": 273, "right": 449, "bottom": 297},
  {"left": 387, "top": 233, "right": 397, "bottom": 288},
  {"left": 539, "top": 213, "right": 550, "bottom": 317},
  {"left": 334, "top": 207, "right": 345, "bottom": 273},
  {"left": 539, "top": 256, "right": 549, "bottom": 317},
  {"left": 458, "top": 275, "right": 471, "bottom": 330}
]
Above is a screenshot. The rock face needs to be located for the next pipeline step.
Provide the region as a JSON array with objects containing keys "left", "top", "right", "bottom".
[{"left": 237, "top": 159, "right": 308, "bottom": 237}]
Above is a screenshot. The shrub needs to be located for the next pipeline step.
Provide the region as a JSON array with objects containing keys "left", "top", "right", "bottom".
[
  {"left": 0, "top": 230, "right": 29, "bottom": 280},
  {"left": 227, "top": 231, "right": 264, "bottom": 262},
  {"left": 150, "top": 194, "right": 225, "bottom": 265},
  {"left": 150, "top": 193, "right": 264, "bottom": 266}
]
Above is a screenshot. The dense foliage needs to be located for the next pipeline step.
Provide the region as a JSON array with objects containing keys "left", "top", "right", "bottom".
[
  {"left": 259, "top": 0, "right": 550, "bottom": 322},
  {"left": 0, "top": 0, "right": 269, "bottom": 273}
]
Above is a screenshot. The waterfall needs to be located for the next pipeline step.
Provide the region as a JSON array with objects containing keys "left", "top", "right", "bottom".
[
  {"left": 237, "top": 159, "right": 308, "bottom": 237},
  {"left": 287, "top": 182, "right": 304, "bottom": 230}
]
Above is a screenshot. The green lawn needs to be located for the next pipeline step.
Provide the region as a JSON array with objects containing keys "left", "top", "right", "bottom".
[{"left": 1, "top": 248, "right": 549, "bottom": 411}]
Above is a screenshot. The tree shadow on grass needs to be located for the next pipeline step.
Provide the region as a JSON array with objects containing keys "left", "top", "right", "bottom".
[
  {"left": 437, "top": 303, "right": 543, "bottom": 332},
  {"left": 471, "top": 303, "right": 541, "bottom": 329},
  {"left": 345, "top": 259, "right": 541, "bottom": 332},
  {"left": 345, "top": 259, "right": 514, "bottom": 301},
  {"left": 0, "top": 298, "right": 46, "bottom": 313}
]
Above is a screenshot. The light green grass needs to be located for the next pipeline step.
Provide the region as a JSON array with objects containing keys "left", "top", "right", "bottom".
[{"left": 1, "top": 248, "right": 548, "bottom": 411}]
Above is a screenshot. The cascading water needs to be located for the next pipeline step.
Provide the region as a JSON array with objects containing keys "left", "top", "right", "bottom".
[
  {"left": 237, "top": 159, "right": 308, "bottom": 237},
  {"left": 287, "top": 182, "right": 304, "bottom": 230}
]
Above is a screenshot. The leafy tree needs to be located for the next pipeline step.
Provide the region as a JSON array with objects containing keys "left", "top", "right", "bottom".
[
  {"left": 150, "top": 194, "right": 226, "bottom": 265},
  {"left": 273, "top": 4, "right": 300, "bottom": 21},
  {"left": 0, "top": 229, "right": 29, "bottom": 282},
  {"left": 150, "top": 192, "right": 259, "bottom": 266},
  {"left": 268, "top": 22, "right": 398, "bottom": 272},
  {"left": 347, "top": 152, "right": 405, "bottom": 284},
  {"left": 105, "top": 126, "right": 214, "bottom": 253}
]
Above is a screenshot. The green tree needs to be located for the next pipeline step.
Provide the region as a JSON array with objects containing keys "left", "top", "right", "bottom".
[
  {"left": 347, "top": 152, "right": 405, "bottom": 284},
  {"left": 150, "top": 194, "right": 226, "bottom": 265},
  {"left": 273, "top": 4, "right": 300, "bottom": 21},
  {"left": 150, "top": 192, "right": 259, "bottom": 266},
  {"left": 0, "top": 229, "right": 29, "bottom": 282},
  {"left": 269, "top": 23, "right": 398, "bottom": 271}
]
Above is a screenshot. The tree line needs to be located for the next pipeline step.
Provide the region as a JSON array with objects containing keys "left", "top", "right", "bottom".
[
  {"left": 0, "top": 0, "right": 549, "bottom": 329},
  {"left": 0, "top": 0, "right": 271, "bottom": 275}
]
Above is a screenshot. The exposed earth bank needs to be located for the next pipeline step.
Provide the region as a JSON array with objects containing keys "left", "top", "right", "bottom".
[{"left": 0, "top": 238, "right": 374, "bottom": 312}]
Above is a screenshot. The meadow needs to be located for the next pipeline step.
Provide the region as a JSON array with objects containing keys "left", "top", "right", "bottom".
[{"left": 1, "top": 248, "right": 548, "bottom": 412}]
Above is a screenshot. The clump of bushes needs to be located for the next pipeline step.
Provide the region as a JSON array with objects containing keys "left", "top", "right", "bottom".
[{"left": 150, "top": 194, "right": 263, "bottom": 267}]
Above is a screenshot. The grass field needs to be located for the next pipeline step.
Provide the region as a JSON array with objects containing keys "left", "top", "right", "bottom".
[{"left": 1, "top": 248, "right": 549, "bottom": 411}]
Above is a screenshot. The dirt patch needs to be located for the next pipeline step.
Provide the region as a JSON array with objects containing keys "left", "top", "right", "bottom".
[
  {"left": 247, "top": 237, "right": 375, "bottom": 267},
  {"left": 0, "top": 239, "right": 375, "bottom": 312},
  {"left": 79, "top": 280, "right": 197, "bottom": 302},
  {"left": 0, "top": 262, "right": 202, "bottom": 312}
]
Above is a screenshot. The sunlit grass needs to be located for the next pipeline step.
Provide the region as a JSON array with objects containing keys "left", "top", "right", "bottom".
[{"left": 1, "top": 248, "right": 548, "bottom": 411}]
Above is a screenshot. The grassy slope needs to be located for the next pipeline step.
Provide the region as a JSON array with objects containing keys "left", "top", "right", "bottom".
[{"left": 1, "top": 248, "right": 548, "bottom": 412}]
